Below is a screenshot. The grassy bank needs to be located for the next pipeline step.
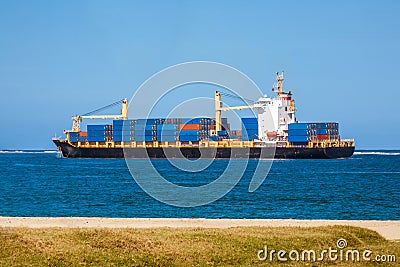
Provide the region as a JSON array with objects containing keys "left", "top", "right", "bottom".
[{"left": 1, "top": 226, "right": 398, "bottom": 266}]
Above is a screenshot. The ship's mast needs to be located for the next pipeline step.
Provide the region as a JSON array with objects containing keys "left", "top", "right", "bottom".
[{"left": 215, "top": 91, "right": 222, "bottom": 133}]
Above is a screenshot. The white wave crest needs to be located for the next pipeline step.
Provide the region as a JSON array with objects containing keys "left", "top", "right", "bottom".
[
  {"left": 354, "top": 151, "right": 400, "bottom": 156},
  {"left": 0, "top": 150, "right": 58, "bottom": 154}
]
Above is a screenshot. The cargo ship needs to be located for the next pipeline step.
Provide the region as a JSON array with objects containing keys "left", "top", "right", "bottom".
[{"left": 53, "top": 72, "right": 355, "bottom": 159}]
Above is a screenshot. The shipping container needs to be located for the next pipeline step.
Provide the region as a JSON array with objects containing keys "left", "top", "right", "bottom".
[
  {"left": 179, "top": 130, "right": 201, "bottom": 136},
  {"left": 69, "top": 132, "right": 79, "bottom": 137},
  {"left": 114, "top": 124, "right": 133, "bottom": 130},
  {"left": 69, "top": 132, "right": 79, "bottom": 142},
  {"left": 242, "top": 128, "right": 258, "bottom": 135},
  {"left": 288, "top": 135, "right": 310, "bottom": 142},
  {"left": 134, "top": 124, "right": 156, "bottom": 131},
  {"left": 317, "top": 134, "right": 329, "bottom": 141},
  {"left": 182, "top": 118, "right": 200, "bottom": 124},
  {"left": 241, "top": 117, "right": 258, "bottom": 124},
  {"left": 135, "top": 119, "right": 158, "bottom": 125},
  {"left": 157, "top": 124, "right": 178, "bottom": 130},
  {"left": 79, "top": 131, "right": 88, "bottom": 137},
  {"left": 113, "top": 119, "right": 133, "bottom": 125},
  {"left": 316, "top": 129, "right": 329, "bottom": 135},
  {"left": 208, "top": 136, "right": 219, "bottom": 141},
  {"left": 217, "top": 130, "right": 228, "bottom": 136},
  {"left": 315, "top": 123, "right": 329, "bottom": 129},
  {"left": 87, "top": 125, "right": 108, "bottom": 131},
  {"left": 288, "top": 129, "right": 311, "bottom": 136},
  {"left": 288, "top": 123, "right": 310, "bottom": 130},
  {"left": 87, "top": 130, "right": 107, "bottom": 136},
  {"left": 157, "top": 135, "right": 177, "bottom": 142},
  {"left": 242, "top": 122, "right": 258, "bottom": 129},
  {"left": 179, "top": 135, "right": 201, "bottom": 142},
  {"left": 134, "top": 135, "right": 155, "bottom": 142},
  {"left": 180, "top": 124, "right": 202, "bottom": 130},
  {"left": 79, "top": 136, "right": 88, "bottom": 142},
  {"left": 113, "top": 131, "right": 132, "bottom": 137},
  {"left": 156, "top": 132, "right": 177, "bottom": 137}
]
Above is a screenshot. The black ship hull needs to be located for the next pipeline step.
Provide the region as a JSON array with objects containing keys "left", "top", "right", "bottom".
[{"left": 53, "top": 140, "right": 354, "bottom": 159}]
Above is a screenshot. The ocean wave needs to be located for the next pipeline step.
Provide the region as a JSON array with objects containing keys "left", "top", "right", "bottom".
[
  {"left": 0, "top": 150, "right": 58, "bottom": 154},
  {"left": 354, "top": 151, "right": 400, "bottom": 156}
]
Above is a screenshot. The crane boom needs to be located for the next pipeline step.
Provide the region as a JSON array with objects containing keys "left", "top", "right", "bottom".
[
  {"left": 214, "top": 91, "right": 254, "bottom": 134},
  {"left": 71, "top": 98, "right": 128, "bottom": 132}
]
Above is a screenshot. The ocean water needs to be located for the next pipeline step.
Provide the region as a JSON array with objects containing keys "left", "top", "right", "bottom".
[{"left": 0, "top": 150, "right": 399, "bottom": 220}]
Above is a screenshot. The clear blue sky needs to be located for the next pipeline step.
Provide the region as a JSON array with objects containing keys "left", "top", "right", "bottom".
[{"left": 0, "top": 1, "right": 399, "bottom": 150}]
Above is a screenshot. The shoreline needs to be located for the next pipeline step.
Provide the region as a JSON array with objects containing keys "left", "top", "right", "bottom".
[{"left": 1, "top": 217, "right": 399, "bottom": 241}]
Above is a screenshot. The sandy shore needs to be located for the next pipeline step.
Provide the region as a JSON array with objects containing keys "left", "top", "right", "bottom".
[{"left": 0, "top": 217, "right": 399, "bottom": 241}]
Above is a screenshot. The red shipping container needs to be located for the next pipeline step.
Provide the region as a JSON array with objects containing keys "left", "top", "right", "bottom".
[
  {"left": 317, "top": 134, "right": 329, "bottom": 140},
  {"left": 79, "top": 131, "right": 88, "bottom": 137}
]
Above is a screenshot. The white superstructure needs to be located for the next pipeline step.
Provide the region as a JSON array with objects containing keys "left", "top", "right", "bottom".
[{"left": 254, "top": 72, "right": 296, "bottom": 142}]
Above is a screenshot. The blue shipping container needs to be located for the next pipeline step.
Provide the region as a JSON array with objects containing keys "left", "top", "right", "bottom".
[
  {"left": 113, "top": 124, "right": 133, "bottom": 130},
  {"left": 88, "top": 131, "right": 106, "bottom": 136},
  {"left": 180, "top": 135, "right": 200, "bottom": 142},
  {"left": 113, "top": 136, "right": 122, "bottom": 142},
  {"left": 179, "top": 130, "right": 200, "bottom": 136},
  {"left": 208, "top": 136, "right": 219, "bottom": 141},
  {"left": 113, "top": 119, "right": 133, "bottom": 125},
  {"left": 87, "top": 125, "right": 108, "bottom": 131},
  {"left": 242, "top": 123, "right": 258, "bottom": 129},
  {"left": 135, "top": 119, "right": 157, "bottom": 125},
  {"left": 157, "top": 124, "right": 178, "bottom": 131},
  {"left": 157, "top": 130, "right": 177, "bottom": 137},
  {"left": 288, "top": 135, "right": 310, "bottom": 142},
  {"left": 157, "top": 136, "right": 177, "bottom": 142},
  {"left": 88, "top": 136, "right": 106, "bottom": 142},
  {"left": 316, "top": 129, "right": 329, "bottom": 135},
  {"left": 182, "top": 118, "right": 201, "bottom": 124},
  {"left": 134, "top": 124, "right": 156, "bottom": 131},
  {"left": 241, "top": 117, "right": 258, "bottom": 124},
  {"left": 315, "top": 123, "right": 329, "bottom": 129},
  {"left": 218, "top": 130, "right": 228, "bottom": 136},
  {"left": 288, "top": 129, "right": 311, "bottom": 136},
  {"left": 288, "top": 123, "right": 310, "bottom": 130},
  {"left": 69, "top": 132, "right": 79, "bottom": 142},
  {"left": 242, "top": 128, "right": 258, "bottom": 135}
]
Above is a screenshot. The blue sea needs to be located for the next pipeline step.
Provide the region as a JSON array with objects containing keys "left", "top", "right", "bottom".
[{"left": 0, "top": 150, "right": 399, "bottom": 220}]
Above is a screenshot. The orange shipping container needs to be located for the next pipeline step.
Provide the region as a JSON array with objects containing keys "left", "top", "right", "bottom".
[
  {"left": 317, "top": 134, "right": 329, "bottom": 140},
  {"left": 79, "top": 131, "right": 88, "bottom": 137},
  {"left": 180, "top": 124, "right": 202, "bottom": 130}
]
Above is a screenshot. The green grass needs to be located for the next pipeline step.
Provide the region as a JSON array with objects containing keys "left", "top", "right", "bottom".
[{"left": 0, "top": 226, "right": 398, "bottom": 266}]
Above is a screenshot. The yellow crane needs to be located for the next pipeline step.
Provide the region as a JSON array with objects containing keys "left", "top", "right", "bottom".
[
  {"left": 214, "top": 91, "right": 255, "bottom": 133},
  {"left": 70, "top": 98, "right": 129, "bottom": 132}
]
